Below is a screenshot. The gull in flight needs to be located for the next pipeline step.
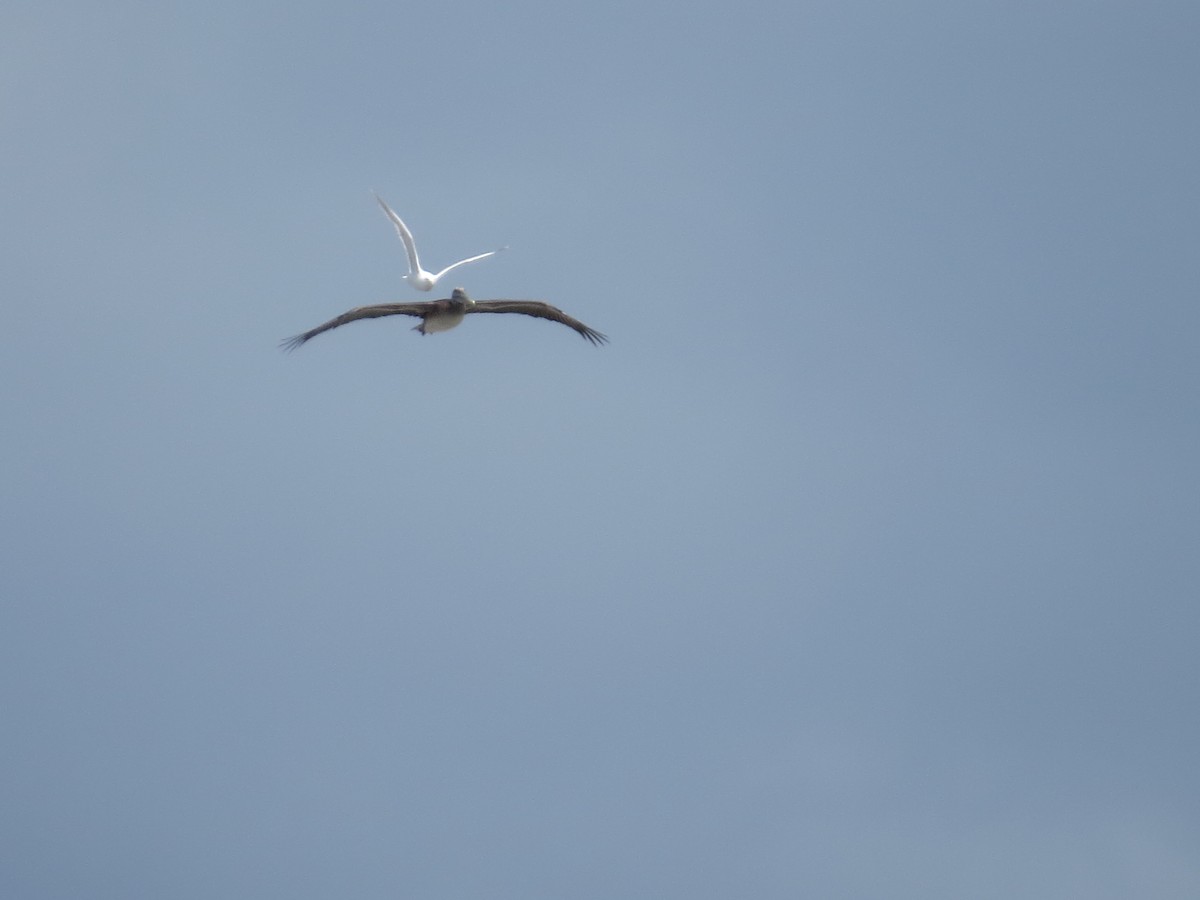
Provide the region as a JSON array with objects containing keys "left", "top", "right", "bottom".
[
  {"left": 281, "top": 288, "right": 607, "bottom": 351},
  {"left": 374, "top": 193, "right": 505, "bottom": 291}
]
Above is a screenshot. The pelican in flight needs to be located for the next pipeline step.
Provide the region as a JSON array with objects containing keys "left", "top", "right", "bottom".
[
  {"left": 281, "top": 288, "right": 607, "bottom": 351},
  {"left": 374, "top": 193, "right": 505, "bottom": 291}
]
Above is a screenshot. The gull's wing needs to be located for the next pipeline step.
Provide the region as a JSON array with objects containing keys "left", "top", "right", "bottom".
[
  {"left": 373, "top": 194, "right": 421, "bottom": 274},
  {"left": 430, "top": 246, "right": 507, "bottom": 282},
  {"left": 280, "top": 303, "right": 431, "bottom": 351},
  {"left": 468, "top": 300, "right": 608, "bottom": 345}
]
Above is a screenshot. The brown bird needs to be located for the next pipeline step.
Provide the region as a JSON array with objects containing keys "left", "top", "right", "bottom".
[{"left": 281, "top": 288, "right": 607, "bottom": 351}]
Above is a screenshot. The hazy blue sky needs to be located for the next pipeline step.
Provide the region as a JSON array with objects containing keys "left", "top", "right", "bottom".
[{"left": 3, "top": 1, "right": 1198, "bottom": 897}]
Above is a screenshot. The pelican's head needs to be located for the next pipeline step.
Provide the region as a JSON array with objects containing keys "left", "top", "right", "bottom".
[{"left": 450, "top": 287, "right": 475, "bottom": 308}]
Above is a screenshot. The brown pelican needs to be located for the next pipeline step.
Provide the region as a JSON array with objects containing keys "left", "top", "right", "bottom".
[
  {"left": 375, "top": 193, "right": 506, "bottom": 291},
  {"left": 281, "top": 288, "right": 607, "bottom": 351}
]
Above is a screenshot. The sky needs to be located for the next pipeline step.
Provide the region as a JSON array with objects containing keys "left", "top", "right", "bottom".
[{"left": 2, "top": 1, "right": 1198, "bottom": 897}]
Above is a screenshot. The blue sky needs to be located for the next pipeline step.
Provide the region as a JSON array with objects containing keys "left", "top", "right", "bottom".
[{"left": 3, "top": 1, "right": 1198, "bottom": 897}]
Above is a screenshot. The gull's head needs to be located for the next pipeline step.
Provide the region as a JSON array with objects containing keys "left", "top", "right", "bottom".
[{"left": 450, "top": 287, "right": 475, "bottom": 307}]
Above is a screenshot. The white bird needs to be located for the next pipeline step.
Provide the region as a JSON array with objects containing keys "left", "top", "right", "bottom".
[
  {"left": 281, "top": 288, "right": 607, "bottom": 351},
  {"left": 374, "top": 193, "right": 505, "bottom": 291}
]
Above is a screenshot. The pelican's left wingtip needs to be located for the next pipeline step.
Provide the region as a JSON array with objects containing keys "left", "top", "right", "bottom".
[{"left": 279, "top": 334, "right": 306, "bottom": 353}]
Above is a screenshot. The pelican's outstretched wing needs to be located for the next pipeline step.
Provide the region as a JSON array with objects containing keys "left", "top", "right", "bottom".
[
  {"left": 468, "top": 300, "right": 608, "bottom": 345},
  {"left": 280, "top": 303, "right": 430, "bottom": 351}
]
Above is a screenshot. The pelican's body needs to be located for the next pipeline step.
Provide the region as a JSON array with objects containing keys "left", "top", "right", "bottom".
[
  {"left": 417, "top": 303, "right": 467, "bottom": 333},
  {"left": 281, "top": 288, "right": 607, "bottom": 350},
  {"left": 375, "top": 194, "right": 505, "bottom": 291}
]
